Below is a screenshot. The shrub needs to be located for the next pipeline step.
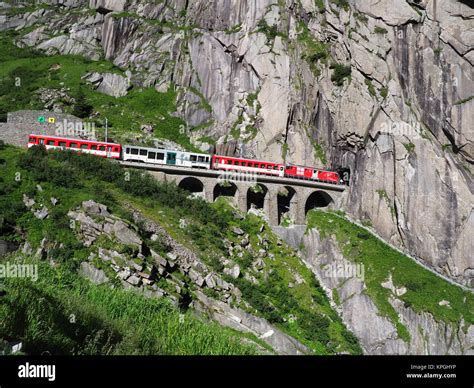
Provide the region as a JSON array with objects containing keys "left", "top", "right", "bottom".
[
  {"left": 72, "top": 88, "right": 93, "bottom": 118},
  {"left": 330, "top": 63, "right": 351, "bottom": 86}
]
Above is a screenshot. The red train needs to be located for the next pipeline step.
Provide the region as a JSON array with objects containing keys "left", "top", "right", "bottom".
[{"left": 27, "top": 134, "right": 347, "bottom": 185}]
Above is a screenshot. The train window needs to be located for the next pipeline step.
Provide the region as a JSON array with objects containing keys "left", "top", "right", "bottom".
[
  {"left": 59, "top": 142, "right": 67, "bottom": 147},
  {"left": 190, "top": 155, "right": 197, "bottom": 162},
  {"left": 114, "top": 147, "right": 119, "bottom": 152},
  {"left": 148, "top": 152, "right": 156, "bottom": 159},
  {"left": 242, "top": 162, "right": 247, "bottom": 166},
  {"left": 198, "top": 156, "right": 205, "bottom": 162},
  {"left": 140, "top": 149, "right": 147, "bottom": 156},
  {"left": 227, "top": 160, "right": 232, "bottom": 165},
  {"left": 131, "top": 149, "right": 139, "bottom": 155},
  {"left": 80, "top": 144, "right": 89, "bottom": 150},
  {"left": 29, "top": 137, "right": 36, "bottom": 143},
  {"left": 273, "top": 166, "right": 278, "bottom": 170},
  {"left": 248, "top": 163, "right": 253, "bottom": 167},
  {"left": 233, "top": 161, "right": 239, "bottom": 165},
  {"left": 39, "top": 139, "right": 44, "bottom": 145},
  {"left": 126, "top": 148, "right": 130, "bottom": 154},
  {"left": 157, "top": 153, "right": 165, "bottom": 160},
  {"left": 99, "top": 146, "right": 106, "bottom": 151},
  {"left": 47, "top": 140, "right": 55, "bottom": 146},
  {"left": 206, "top": 157, "right": 209, "bottom": 162},
  {"left": 70, "top": 143, "right": 78, "bottom": 148}
]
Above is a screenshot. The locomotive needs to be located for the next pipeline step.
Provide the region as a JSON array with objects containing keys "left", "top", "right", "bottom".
[{"left": 27, "top": 134, "right": 348, "bottom": 185}]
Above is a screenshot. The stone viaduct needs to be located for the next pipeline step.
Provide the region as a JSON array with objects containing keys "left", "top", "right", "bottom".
[{"left": 124, "top": 163, "right": 346, "bottom": 226}]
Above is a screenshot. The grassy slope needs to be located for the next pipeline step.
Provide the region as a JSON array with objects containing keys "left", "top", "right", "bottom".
[
  {"left": 307, "top": 210, "right": 474, "bottom": 342},
  {"left": 0, "top": 29, "right": 197, "bottom": 150},
  {"left": 0, "top": 144, "right": 259, "bottom": 355},
  {"left": 0, "top": 144, "right": 362, "bottom": 354}
]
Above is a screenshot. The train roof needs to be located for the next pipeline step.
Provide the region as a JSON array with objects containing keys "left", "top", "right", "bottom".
[
  {"left": 214, "top": 154, "right": 284, "bottom": 165},
  {"left": 29, "top": 134, "right": 120, "bottom": 146},
  {"left": 123, "top": 144, "right": 212, "bottom": 157}
]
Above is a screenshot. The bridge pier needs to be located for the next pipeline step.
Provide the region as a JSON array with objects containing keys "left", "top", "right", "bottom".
[{"left": 266, "top": 188, "right": 280, "bottom": 226}]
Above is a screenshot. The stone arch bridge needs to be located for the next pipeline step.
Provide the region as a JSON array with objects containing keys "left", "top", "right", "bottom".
[{"left": 121, "top": 161, "right": 346, "bottom": 226}]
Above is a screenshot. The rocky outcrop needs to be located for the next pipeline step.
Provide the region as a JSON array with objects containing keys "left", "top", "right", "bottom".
[
  {"left": 194, "top": 290, "right": 309, "bottom": 355},
  {"left": 301, "top": 227, "right": 474, "bottom": 355},
  {"left": 83, "top": 72, "right": 132, "bottom": 97}
]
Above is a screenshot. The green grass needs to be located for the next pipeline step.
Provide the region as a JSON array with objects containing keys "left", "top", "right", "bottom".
[
  {"left": 365, "top": 79, "right": 376, "bottom": 97},
  {"left": 0, "top": 31, "right": 196, "bottom": 150},
  {"left": 374, "top": 26, "right": 388, "bottom": 35},
  {"left": 307, "top": 210, "right": 474, "bottom": 342},
  {"left": 0, "top": 256, "right": 257, "bottom": 355},
  {"left": 297, "top": 22, "right": 331, "bottom": 76}
]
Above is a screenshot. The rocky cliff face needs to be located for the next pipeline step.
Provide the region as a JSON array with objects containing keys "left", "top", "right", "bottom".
[
  {"left": 0, "top": 0, "right": 472, "bottom": 305},
  {"left": 302, "top": 227, "right": 473, "bottom": 355}
]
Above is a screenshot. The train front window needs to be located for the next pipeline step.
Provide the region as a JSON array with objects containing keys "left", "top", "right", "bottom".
[{"left": 29, "top": 137, "right": 36, "bottom": 143}]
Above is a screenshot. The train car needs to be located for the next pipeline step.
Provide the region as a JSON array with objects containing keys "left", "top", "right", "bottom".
[
  {"left": 28, "top": 134, "right": 121, "bottom": 159},
  {"left": 284, "top": 165, "right": 314, "bottom": 180},
  {"left": 212, "top": 155, "right": 285, "bottom": 177},
  {"left": 122, "top": 144, "right": 211, "bottom": 169},
  {"left": 285, "top": 164, "right": 341, "bottom": 184},
  {"left": 315, "top": 170, "right": 341, "bottom": 184}
]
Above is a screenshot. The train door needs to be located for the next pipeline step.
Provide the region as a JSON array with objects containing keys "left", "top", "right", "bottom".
[{"left": 166, "top": 152, "right": 177, "bottom": 165}]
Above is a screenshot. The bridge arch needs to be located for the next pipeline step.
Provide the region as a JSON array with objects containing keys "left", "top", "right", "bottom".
[
  {"left": 178, "top": 177, "right": 205, "bottom": 198},
  {"left": 305, "top": 190, "right": 334, "bottom": 215},
  {"left": 277, "top": 186, "right": 297, "bottom": 225},
  {"left": 213, "top": 181, "right": 239, "bottom": 201},
  {"left": 247, "top": 184, "right": 269, "bottom": 211}
]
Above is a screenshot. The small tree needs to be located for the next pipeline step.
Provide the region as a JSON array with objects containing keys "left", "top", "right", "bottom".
[{"left": 72, "top": 88, "right": 93, "bottom": 118}]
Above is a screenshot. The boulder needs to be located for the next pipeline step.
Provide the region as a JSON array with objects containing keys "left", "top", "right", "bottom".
[
  {"left": 96, "top": 73, "right": 131, "bottom": 97},
  {"left": 112, "top": 220, "right": 142, "bottom": 248},
  {"left": 34, "top": 207, "right": 49, "bottom": 220},
  {"left": 79, "top": 262, "right": 109, "bottom": 285},
  {"left": 232, "top": 227, "right": 245, "bottom": 236}
]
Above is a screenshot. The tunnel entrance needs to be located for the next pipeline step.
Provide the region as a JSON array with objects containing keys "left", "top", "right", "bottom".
[
  {"left": 277, "top": 186, "right": 297, "bottom": 225},
  {"left": 213, "top": 181, "right": 238, "bottom": 201},
  {"left": 179, "top": 177, "right": 204, "bottom": 197},
  {"left": 305, "top": 191, "right": 334, "bottom": 215},
  {"left": 247, "top": 184, "right": 268, "bottom": 211}
]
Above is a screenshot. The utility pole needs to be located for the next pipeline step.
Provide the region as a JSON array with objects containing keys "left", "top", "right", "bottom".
[{"left": 105, "top": 118, "right": 108, "bottom": 143}]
